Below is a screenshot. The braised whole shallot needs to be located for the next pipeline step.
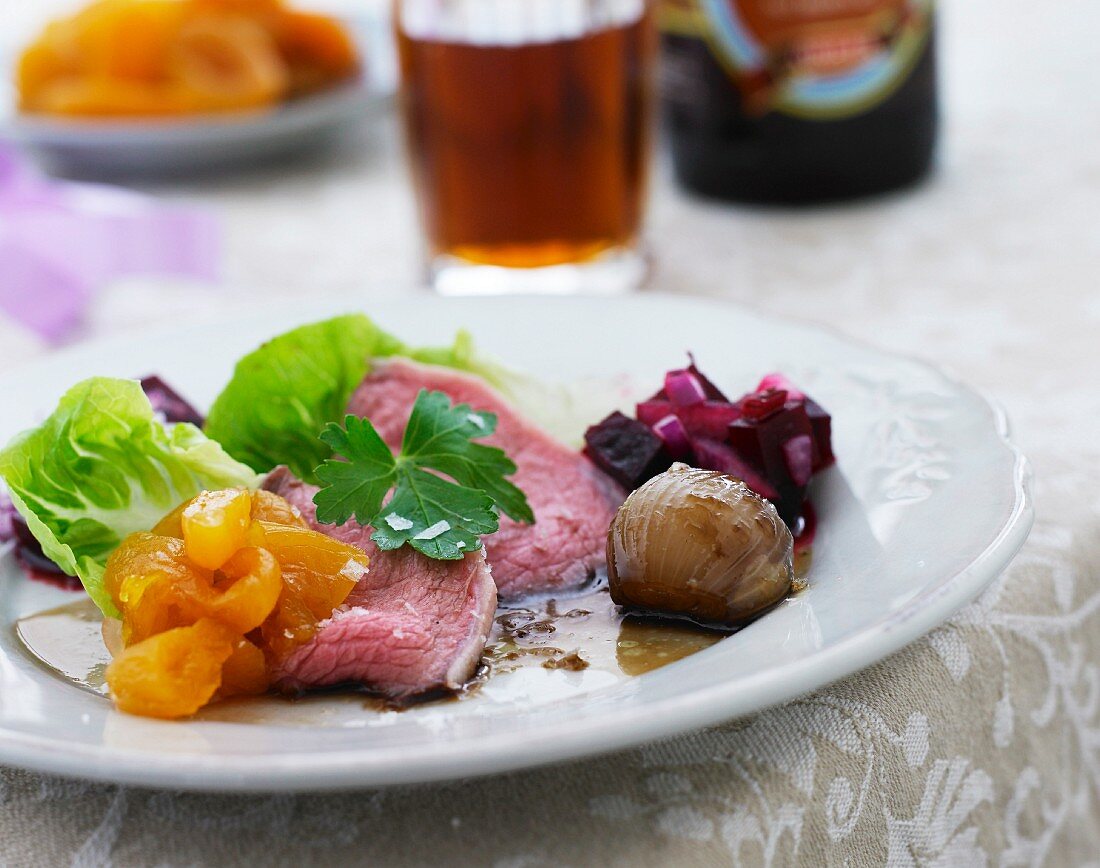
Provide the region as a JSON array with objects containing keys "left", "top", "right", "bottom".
[{"left": 607, "top": 463, "right": 794, "bottom": 627}]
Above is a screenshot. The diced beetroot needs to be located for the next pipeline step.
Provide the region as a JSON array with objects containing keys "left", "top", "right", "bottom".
[
  {"left": 805, "top": 398, "right": 835, "bottom": 470},
  {"left": 664, "top": 370, "right": 707, "bottom": 406},
  {"left": 584, "top": 412, "right": 673, "bottom": 490},
  {"left": 686, "top": 354, "right": 730, "bottom": 401},
  {"left": 782, "top": 434, "right": 814, "bottom": 487},
  {"left": 757, "top": 373, "right": 805, "bottom": 401},
  {"left": 590, "top": 361, "right": 834, "bottom": 534},
  {"left": 727, "top": 398, "right": 816, "bottom": 527},
  {"left": 140, "top": 375, "right": 204, "bottom": 427},
  {"left": 636, "top": 399, "right": 674, "bottom": 428},
  {"left": 756, "top": 374, "right": 834, "bottom": 471},
  {"left": 11, "top": 511, "right": 67, "bottom": 579},
  {"left": 741, "top": 388, "right": 788, "bottom": 421},
  {"left": 652, "top": 415, "right": 692, "bottom": 460},
  {"left": 690, "top": 437, "right": 779, "bottom": 502},
  {"left": 2, "top": 491, "right": 66, "bottom": 579},
  {"left": 639, "top": 399, "right": 741, "bottom": 440},
  {"left": 675, "top": 401, "right": 742, "bottom": 440}
]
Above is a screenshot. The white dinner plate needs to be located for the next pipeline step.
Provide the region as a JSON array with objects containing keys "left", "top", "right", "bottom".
[
  {"left": 0, "top": 13, "right": 396, "bottom": 178},
  {"left": 0, "top": 293, "right": 1033, "bottom": 792}
]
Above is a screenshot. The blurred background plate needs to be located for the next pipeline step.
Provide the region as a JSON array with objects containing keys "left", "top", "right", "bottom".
[{"left": 0, "top": 9, "right": 397, "bottom": 179}]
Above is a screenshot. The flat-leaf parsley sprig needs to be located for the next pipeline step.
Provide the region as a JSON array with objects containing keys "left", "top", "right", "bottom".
[{"left": 312, "top": 389, "right": 534, "bottom": 560}]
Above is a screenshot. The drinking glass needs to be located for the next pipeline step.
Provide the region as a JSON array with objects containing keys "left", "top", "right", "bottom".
[{"left": 395, "top": 0, "right": 656, "bottom": 294}]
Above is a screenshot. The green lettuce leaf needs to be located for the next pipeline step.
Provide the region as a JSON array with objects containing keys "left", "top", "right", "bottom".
[
  {"left": 204, "top": 314, "right": 407, "bottom": 483},
  {"left": 405, "top": 328, "right": 509, "bottom": 387},
  {"left": 0, "top": 378, "right": 261, "bottom": 617},
  {"left": 203, "top": 314, "right": 531, "bottom": 485}
]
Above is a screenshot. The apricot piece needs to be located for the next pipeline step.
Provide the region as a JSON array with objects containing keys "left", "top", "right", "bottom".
[
  {"left": 220, "top": 636, "right": 270, "bottom": 697},
  {"left": 106, "top": 618, "right": 235, "bottom": 719},
  {"left": 250, "top": 489, "right": 308, "bottom": 529},
  {"left": 104, "top": 487, "right": 371, "bottom": 716},
  {"left": 171, "top": 13, "right": 288, "bottom": 111},
  {"left": 204, "top": 546, "right": 282, "bottom": 633},
  {"left": 16, "top": 0, "right": 358, "bottom": 119},
  {"left": 258, "top": 521, "right": 365, "bottom": 619},
  {"left": 152, "top": 502, "right": 185, "bottom": 539},
  {"left": 192, "top": 0, "right": 285, "bottom": 15},
  {"left": 104, "top": 533, "right": 213, "bottom": 642},
  {"left": 182, "top": 488, "right": 253, "bottom": 569},
  {"left": 117, "top": 566, "right": 216, "bottom": 645},
  {"left": 275, "top": 11, "right": 358, "bottom": 97},
  {"left": 15, "top": 25, "right": 82, "bottom": 113},
  {"left": 259, "top": 585, "right": 321, "bottom": 663},
  {"left": 157, "top": 490, "right": 304, "bottom": 541},
  {"left": 254, "top": 523, "right": 366, "bottom": 663},
  {"left": 105, "top": 532, "right": 189, "bottom": 605},
  {"left": 24, "top": 79, "right": 200, "bottom": 117},
  {"left": 76, "top": 0, "right": 185, "bottom": 80}
]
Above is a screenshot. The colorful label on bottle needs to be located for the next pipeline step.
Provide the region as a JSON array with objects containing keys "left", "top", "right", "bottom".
[{"left": 661, "top": 0, "right": 933, "bottom": 119}]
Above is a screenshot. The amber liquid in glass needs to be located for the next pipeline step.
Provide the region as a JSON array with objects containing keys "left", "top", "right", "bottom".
[{"left": 398, "top": 13, "right": 655, "bottom": 269}]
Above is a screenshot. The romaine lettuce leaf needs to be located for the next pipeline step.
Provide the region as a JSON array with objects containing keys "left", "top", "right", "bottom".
[
  {"left": 405, "top": 328, "right": 505, "bottom": 384},
  {"left": 0, "top": 377, "right": 261, "bottom": 617},
  {"left": 203, "top": 314, "right": 531, "bottom": 484},
  {"left": 204, "top": 314, "right": 407, "bottom": 483}
]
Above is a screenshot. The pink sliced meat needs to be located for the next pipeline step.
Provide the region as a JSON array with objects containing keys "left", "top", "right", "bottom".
[
  {"left": 346, "top": 358, "right": 623, "bottom": 599},
  {"left": 265, "top": 468, "right": 497, "bottom": 699}
]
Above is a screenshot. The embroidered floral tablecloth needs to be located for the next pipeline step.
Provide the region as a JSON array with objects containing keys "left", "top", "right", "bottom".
[{"left": 1, "top": 0, "right": 1098, "bottom": 864}]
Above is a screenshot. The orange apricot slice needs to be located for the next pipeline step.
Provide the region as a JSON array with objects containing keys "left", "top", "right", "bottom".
[
  {"left": 106, "top": 618, "right": 236, "bottom": 719},
  {"left": 182, "top": 488, "right": 253, "bottom": 570},
  {"left": 203, "top": 546, "right": 282, "bottom": 633},
  {"left": 219, "top": 635, "right": 270, "bottom": 697}
]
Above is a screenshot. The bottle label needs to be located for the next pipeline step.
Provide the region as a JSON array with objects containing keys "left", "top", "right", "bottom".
[{"left": 661, "top": 0, "right": 933, "bottom": 118}]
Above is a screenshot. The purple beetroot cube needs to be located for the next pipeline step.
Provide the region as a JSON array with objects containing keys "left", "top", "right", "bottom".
[
  {"left": 637, "top": 398, "right": 740, "bottom": 441},
  {"left": 676, "top": 401, "right": 742, "bottom": 440},
  {"left": 636, "top": 399, "right": 674, "bottom": 428},
  {"left": 755, "top": 374, "right": 834, "bottom": 472},
  {"left": 691, "top": 436, "right": 779, "bottom": 502},
  {"left": 686, "top": 355, "right": 730, "bottom": 401},
  {"left": 726, "top": 396, "right": 816, "bottom": 527},
  {"left": 584, "top": 412, "right": 673, "bottom": 490},
  {"left": 804, "top": 398, "right": 835, "bottom": 470},
  {"left": 140, "top": 376, "right": 204, "bottom": 427}
]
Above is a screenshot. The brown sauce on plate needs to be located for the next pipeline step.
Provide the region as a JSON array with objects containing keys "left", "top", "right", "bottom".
[{"left": 13, "top": 550, "right": 812, "bottom": 719}]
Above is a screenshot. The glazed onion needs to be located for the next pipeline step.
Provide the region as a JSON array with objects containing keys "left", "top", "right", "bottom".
[{"left": 607, "top": 463, "right": 794, "bottom": 627}]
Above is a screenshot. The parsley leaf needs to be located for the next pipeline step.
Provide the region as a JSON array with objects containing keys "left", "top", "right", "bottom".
[{"left": 312, "top": 389, "right": 533, "bottom": 560}]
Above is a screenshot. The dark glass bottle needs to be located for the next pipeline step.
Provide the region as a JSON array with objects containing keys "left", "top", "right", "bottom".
[{"left": 660, "top": 0, "right": 938, "bottom": 203}]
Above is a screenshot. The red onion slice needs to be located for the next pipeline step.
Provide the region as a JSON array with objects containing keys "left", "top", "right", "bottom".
[
  {"left": 664, "top": 370, "right": 707, "bottom": 406},
  {"left": 782, "top": 434, "right": 814, "bottom": 487},
  {"left": 652, "top": 414, "right": 692, "bottom": 459}
]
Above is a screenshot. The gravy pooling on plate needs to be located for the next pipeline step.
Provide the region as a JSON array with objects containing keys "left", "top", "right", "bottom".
[
  {"left": 15, "top": 547, "right": 817, "bottom": 713},
  {"left": 14, "top": 588, "right": 725, "bottom": 706}
]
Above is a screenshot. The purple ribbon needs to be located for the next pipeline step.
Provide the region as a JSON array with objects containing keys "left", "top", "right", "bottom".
[{"left": 0, "top": 143, "right": 221, "bottom": 342}]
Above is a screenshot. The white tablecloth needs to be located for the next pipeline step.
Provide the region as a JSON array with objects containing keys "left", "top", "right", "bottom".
[{"left": 2, "top": 0, "right": 1099, "bottom": 864}]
